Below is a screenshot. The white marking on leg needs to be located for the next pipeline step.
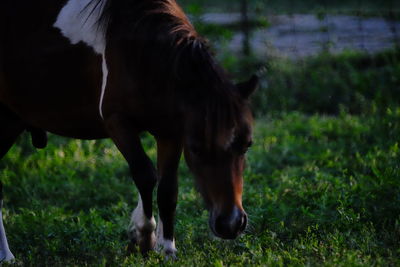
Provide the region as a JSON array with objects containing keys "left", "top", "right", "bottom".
[
  {"left": 156, "top": 216, "right": 177, "bottom": 255},
  {"left": 129, "top": 196, "right": 156, "bottom": 239},
  {"left": 0, "top": 202, "right": 14, "bottom": 263},
  {"left": 54, "top": 0, "right": 109, "bottom": 119}
]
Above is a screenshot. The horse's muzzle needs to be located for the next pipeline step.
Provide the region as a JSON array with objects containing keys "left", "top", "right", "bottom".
[{"left": 210, "top": 207, "right": 247, "bottom": 239}]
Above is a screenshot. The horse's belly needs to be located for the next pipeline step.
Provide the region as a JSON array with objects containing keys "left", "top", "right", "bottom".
[
  {"left": 1, "top": 45, "right": 108, "bottom": 138},
  {"left": 1, "top": 62, "right": 108, "bottom": 139},
  {"left": 1, "top": 43, "right": 108, "bottom": 138},
  {"left": 0, "top": 0, "right": 110, "bottom": 139},
  {"left": 2, "top": 95, "right": 109, "bottom": 140}
]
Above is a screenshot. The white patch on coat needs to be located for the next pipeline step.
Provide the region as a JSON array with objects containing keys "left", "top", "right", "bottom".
[
  {"left": 156, "top": 216, "right": 177, "bottom": 255},
  {"left": 129, "top": 196, "right": 156, "bottom": 239},
  {"left": 54, "top": 0, "right": 106, "bottom": 54},
  {"left": 54, "top": 0, "right": 108, "bottom": 119},
  {"left": 0, "top": 202, "right": 14, "bottom": 263},
  {"left": 99, "top": 52, "right": 108, "bottom": 119}
]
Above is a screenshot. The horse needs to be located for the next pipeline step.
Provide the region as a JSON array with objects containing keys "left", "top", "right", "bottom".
[{"left": 0, "top": 0, "right": 258, "bottom": 261}]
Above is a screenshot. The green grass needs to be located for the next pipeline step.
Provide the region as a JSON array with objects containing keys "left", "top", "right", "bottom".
[{"left": 1, "top": 108, "right": 399, "bottom": 266}]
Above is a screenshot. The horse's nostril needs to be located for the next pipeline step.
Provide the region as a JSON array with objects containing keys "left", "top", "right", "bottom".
[
  {"left": 239, "top": 213, "right": 247, "bottom": 233},
  {"left": 213, "top": 210, "right": 247, "bottom": 239}
]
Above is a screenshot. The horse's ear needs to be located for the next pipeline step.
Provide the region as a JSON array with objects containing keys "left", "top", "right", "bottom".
[{"left": 237, "top": 75, "right": 259, "bottom": 99}]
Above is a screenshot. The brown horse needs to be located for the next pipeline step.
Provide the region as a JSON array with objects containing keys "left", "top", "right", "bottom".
[{"left": 0, "top": 0, "right": 258, "bottom": 261}]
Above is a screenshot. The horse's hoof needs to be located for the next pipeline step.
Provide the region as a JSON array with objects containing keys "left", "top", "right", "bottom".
[
  {"left": 0, "top": 251, "right": 15, "bottom": 264},
  {"left": 126, "top": 228, "right": 156, "bottom": 256},
  {"left": 126, "top": 239, "right": 139, "bottom": 255},
  {"left": 164, "top": 250, "right": 177, "bottom": 261},
  {"left": 138, "top": 232, "right": 156, "bottom": 255}
]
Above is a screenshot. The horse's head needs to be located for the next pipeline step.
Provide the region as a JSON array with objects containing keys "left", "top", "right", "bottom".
[{"left": 183, "top": 75, "right": 258, "bottom": 239}]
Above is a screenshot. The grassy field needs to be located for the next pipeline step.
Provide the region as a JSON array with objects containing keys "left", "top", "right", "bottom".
[
  {"left": 1, "top": 107, "right": 399, "bottom": 265},
  {"left": 1, "top": 47, "right": 400, "bottom": 265}
]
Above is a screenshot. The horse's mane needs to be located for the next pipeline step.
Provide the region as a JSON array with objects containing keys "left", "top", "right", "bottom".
[
  {"left": 86, "top": 0, "right": 196, "bottom": 45},
  {"left": 88, "top": 0, "right": 243, "bottom": 141}
]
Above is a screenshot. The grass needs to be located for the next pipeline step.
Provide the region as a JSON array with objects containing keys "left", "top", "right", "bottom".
[{"left": 1, "top": 108, "right": 399, "bottom": 266}]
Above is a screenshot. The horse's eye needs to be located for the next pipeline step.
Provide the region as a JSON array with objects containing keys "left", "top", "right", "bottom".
[
  {"left": 248, "top": 141, "right": 253, "bottom": 148},
  {"left": 239, "top": 141, "right": 253, "bottom": 155}
]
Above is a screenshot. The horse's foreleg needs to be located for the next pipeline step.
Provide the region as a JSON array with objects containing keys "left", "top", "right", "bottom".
[
  {"left": 0, "top": 105, "right": 26, "bottom": 262},
  {"left": 105, "top": 115, "right": 157, "bottom": 254},
  {"left": 155, "top": 138, "right": 182, "bottom": 257}
]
